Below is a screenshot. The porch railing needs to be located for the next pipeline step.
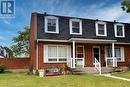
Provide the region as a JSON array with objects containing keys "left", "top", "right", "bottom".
[
  {"left": 67, "top": 58, "right": 84, "bottom": 68},
  {"left": 106, "top": 57, "right": 117, "bottom": 67},
  {"left": 94, "top": 58, "right": 101, "bottom": 75}
]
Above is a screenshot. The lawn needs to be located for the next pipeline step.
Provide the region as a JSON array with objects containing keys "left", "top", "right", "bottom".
[
  {"left": 112, "top": 70, "right": 130, "bottom": 79},
  {"left": 0, "top": 72, "right": 130, "bottom": 87}
]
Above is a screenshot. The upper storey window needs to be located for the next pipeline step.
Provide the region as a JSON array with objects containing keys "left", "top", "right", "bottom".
[
  {"left": 70, "top": 19, "right": 82, "bottom": 35},
  {"left": 45, "top": 16, "right": 59, "bottom": 33},
  {"left": 95, "top": 21, "right": 107, "bottom": 36},
  {"left": 114, "top": 24, "right": 125, "bottom": 37}
]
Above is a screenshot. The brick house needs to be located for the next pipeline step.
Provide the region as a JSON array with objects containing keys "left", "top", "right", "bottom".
[{"left": 30, "top": 12, "right": 130, "bottom": 73}]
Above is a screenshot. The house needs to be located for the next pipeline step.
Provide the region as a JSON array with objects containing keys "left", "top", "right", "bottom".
[
  {"left": 0, "top": 46, "right": 7, "bottom": 58},
  {"left": 30, "top": 12, "right": 130, "bottom": 74}
]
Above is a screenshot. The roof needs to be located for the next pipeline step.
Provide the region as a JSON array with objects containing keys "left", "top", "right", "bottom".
[{"left": 32, "top": 12, "right": 130, "bottom": 43}]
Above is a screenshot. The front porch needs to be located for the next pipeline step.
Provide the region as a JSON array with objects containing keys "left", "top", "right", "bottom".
[
  {"left": 67, "top": 38, "right": 119, "bottom": 74},
  {"left": 37, "top": 38, "right": 128, "bottom": 74}
]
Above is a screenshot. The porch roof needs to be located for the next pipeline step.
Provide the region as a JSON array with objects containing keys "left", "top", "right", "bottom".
[
  {"left": 36, "top": 38, "right": 118, "bottom": 44},
  {"left": 69, "top": 38, "right": 117, "bottom": 44}
]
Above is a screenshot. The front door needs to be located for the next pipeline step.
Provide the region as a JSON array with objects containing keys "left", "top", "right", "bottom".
[
  {"left": 93, "top": 46, "right": 100, "bottom": 64},
  {"left": 75, "top": 45, "right": 84, "bottom": 68}
]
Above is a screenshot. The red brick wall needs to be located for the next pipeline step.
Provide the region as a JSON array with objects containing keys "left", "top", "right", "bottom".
[
  {"left": 117, "top": 45, "right": 130, "bottom": 67},
  {"left": 30, "top": 13, "right": 37, "bottom": 69},
  {"left": 85, "top": 44, "right": 93, "bottom": 67},
  {"left": 37, "top": 42, "right": 130, "bottom": 68},
  {"left": 0, "top": 58, "right": 30, "bottom": 69}
]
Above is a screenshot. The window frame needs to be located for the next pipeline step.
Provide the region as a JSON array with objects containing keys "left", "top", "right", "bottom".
[
  {"left": 105, "top": 46, "right": 125, "bottom": 62},
  {"left": 95, "top": 21, "right": 107, "bottom": 36},
  {"left": 69, "top": 19, "right": 82, "bottom": 35},
  {"left": 114, "top": 23, "right": 125, "bottom": 37},
  {"left": 44, "top": 16, "right": 59, "bottom": 33},
  {"left": 76, "top": 45, "right": 85, "bottom": 58},
  {"left": 44, "top": 45, "right": 69, "bottom": 63}
]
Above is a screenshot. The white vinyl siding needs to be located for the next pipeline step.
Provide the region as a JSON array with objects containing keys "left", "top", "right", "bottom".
[
  {"left": 114, "top": 24, "right": 125, "bottom": 37},
  {"left": 45, "top": 16, "right": 59, "bottom": 33},
  {"left": 44, "top": 45, "right": 70, "bottom": 63},
  {"left": 70, "top": 19, "right": 82, "bottom": 35},
  {"left": 95, "top": 21, "right": 107, "bottom": 36}
]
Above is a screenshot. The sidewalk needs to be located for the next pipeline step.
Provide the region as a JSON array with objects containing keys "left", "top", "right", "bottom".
[{"left": 102, "top": 74, "right": 130, "bottom": 82}]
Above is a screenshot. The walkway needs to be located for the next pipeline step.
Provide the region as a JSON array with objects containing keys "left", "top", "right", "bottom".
[{"left": 102, "top": 74, "right": 130, "bottom": 82}]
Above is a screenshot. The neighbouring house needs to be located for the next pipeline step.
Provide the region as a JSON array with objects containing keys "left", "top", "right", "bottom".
[
  {"left": 0, "top": 46, "right": 7, "bottom": 58},
  {"left": 30, "top": 12, "right": 130, "bottom": 74}
]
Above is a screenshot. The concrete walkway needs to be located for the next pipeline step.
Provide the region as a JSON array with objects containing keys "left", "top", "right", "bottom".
[{"left": 102, "top": 74, "right": 130, "bottom": 82}]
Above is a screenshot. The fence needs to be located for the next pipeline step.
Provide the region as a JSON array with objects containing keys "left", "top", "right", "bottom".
[{"left": 0, "top": 57, "right": 30, "bottom": 69}]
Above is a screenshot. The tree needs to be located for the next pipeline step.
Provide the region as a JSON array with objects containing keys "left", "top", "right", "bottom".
[
  {"left": 11, "top": 26, "right": 30, "bottom": 57},
  {"left": 121, "top": 0, "right": 130, "bottom": 13},
  {"left": 4, "top": 47, "right": 13, "bottom": 57}
]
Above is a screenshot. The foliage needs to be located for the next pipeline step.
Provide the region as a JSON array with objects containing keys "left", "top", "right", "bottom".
[
  {"left": 4, "top": 47, "right": 13, "bottom": 57},
  {"left": 28, "top": 64, "right": 33, "bottom": 75},
  {"left": 11, "top": 27, "right": 30, "bottom": 57},
  {"left": 0, "top": 64, "right": 5, "bottom": 73},
  {"left": 128, "top": 59, "right": 130, "bottom": 70},
  {"left": 60, "top": 64, "right": 67, "bottom": 74},
  {"left": 121, "top": 0, "right": 130, "bottom": 13}
]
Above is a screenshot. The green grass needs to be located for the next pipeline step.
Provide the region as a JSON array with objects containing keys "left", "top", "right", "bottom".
[
  {"left": 0, "top": 72, "right": 130, "bottom": 87},
  {"left": 112, "top": 70, "right": 130, "bottom": 79}
]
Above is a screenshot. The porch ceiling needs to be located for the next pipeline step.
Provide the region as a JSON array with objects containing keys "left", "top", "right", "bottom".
[{"left": 69, "top": 38, "right": 117, "bottom": 44}]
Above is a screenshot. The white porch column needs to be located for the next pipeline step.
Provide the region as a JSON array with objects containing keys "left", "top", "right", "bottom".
[
  {"left": 72, "top": 40, "right": 75, "bottom": 68},
  {"left": 112, "top": 42, "right": 115, "bottom": 67}
]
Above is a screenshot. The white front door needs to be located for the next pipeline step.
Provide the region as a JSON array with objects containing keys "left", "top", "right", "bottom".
[{"left": 75, "top": 45, "right": 85, "bottom": 68}]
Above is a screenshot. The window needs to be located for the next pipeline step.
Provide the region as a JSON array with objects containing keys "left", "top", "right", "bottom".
[
  {"left": 76, "top": 45, "right": 84, "bottom": 58},
  {"left": 45, "top": 16, "right": 59, "bottom": 33},
  {"left": 106, "top": 47, "right": 124, "bottom": 61},
  {"left": 70, "top": 19, "right": 82, "bottom": 35},
  {"left": 95, "top": 22, "right": 107, "bottom": 36},
  {"left": 114, "top": 24, "right": 125, "bottom": 37},
  {"left": 44, "top": 45, "right": 68, "bottom": 63}
]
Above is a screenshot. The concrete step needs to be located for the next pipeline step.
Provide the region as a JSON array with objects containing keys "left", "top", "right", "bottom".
[{"left": 72, "top": 67, "right": 113, "bottom": 74}]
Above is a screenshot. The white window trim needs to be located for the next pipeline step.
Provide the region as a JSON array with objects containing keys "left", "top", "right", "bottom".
[
  {"left": 105, "top": 46, "right": 125, "bottom": 62},
  {"left": 43, "top": 45, "right": 69, "bottom": 63},
  {"left": 76, "top": 45, "right": 85, "bottom": 58},
  {"left": 44, "top": 16, "right": 59, "bottom": 33},
  {"left": 69, "top": 19, "right": 82, "bottom": 35},
  {"left": 95, "top": 21, "right": 107, "bottom": 36},
  {"left": 114, "top": 23, "right": 125, "bottom": 37}
]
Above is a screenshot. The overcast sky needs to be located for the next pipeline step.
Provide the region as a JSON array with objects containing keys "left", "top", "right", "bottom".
[{"left": 0, "top": 0, "right": 130, "bottom": 46}]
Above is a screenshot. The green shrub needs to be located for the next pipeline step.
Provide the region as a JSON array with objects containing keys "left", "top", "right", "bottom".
[
  {"left": 0, "top": 64, "right": 5, "bottom": 73},
  {"left": 28, "top": 64, "right": 33, "bottom": 75},
  {"left": 128, "top": 59, "right": 130, "bottom": 70}
]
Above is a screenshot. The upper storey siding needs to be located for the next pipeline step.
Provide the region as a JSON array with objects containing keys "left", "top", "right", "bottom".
[{"left": 36, "top": 13, "right": 130, "bottom": 43}]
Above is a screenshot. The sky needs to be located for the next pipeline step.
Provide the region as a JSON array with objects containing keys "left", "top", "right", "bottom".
[{"left": 0, "top": 0, "right": 130, "bottom": 47}]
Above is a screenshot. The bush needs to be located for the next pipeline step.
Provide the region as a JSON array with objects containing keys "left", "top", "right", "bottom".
[
  {"left": 128, "top": 59, "right": 130, "bottom": 70},
  {"left": 28, "top": 64, "right": 33, "bottom": 75},
  {"left": 0, "top": 64, "right": 5, "bottom": 73}
]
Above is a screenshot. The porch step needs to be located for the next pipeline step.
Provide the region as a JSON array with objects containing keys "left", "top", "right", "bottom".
[
  {"left": 71, "top": 68, "right": 86, "bottom": 75},
  {"left": 101, "top": 67, "right": 113, "bottom": 73},
  {"left": 71, "top": 67, "right": 113, "bottom": 75}
]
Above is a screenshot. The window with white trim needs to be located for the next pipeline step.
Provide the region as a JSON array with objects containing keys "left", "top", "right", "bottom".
[
  {"left": 76, "top": 45, "right": 84, "bottom": 58},
  {"left": 106, "top": 47, "right": 124, "bottom": 61},
  {"left": 114, "top": 24, "right": 125, "bottom": 37},
  {"left": 95, "top": 22, "right": 107, "bottom": 36},
  {"left": 44, "top": 45, "right": 68, "bottom": 63},
  {"left": 70, "top": 19, "right": 82, "bottom": 35},
  {"left": 45, "top": 16, "right": 59, "bottom": 33}
]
